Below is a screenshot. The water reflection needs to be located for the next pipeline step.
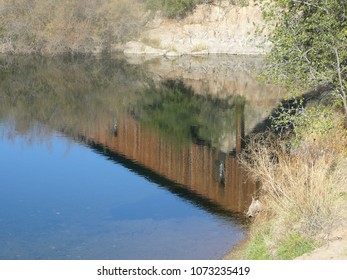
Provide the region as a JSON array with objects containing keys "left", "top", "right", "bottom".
[
  {"left": 84, "top": 111, "right": 256, "bottom": 215},
  {"left": 0, "top": 54, "right": 280, "bottom": 259}
]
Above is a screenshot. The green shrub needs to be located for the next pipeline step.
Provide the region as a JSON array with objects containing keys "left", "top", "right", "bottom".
[
  {"left": 245, "top": 231, "right": 317, "bottom": 260},
  {"left": 145, "top": 0, "right": 200, "bottom": 18},
  {"left": 277, "top": 233, "right": 316, "bottom": 260},
  {"left": 145, "top": 1, "right": 250, "bottom": 18},
  {"left": 245, "top": 234, "right": 272, "bottom": 260},
  {"left": 260, "top": 0, "right": 347, "bottom": 114}
]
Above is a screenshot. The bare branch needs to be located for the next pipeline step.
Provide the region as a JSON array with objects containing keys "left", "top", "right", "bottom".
[{"left": 334, "top": 47, "right": 347, "bottom": 114}]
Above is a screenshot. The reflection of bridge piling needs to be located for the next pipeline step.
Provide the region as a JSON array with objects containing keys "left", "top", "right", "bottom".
[
  {"left": 235, "top": 97, "right": 245, "bottom": 155},
  {"left": 83, "top": 114, "right": 256, "bottom": 214}
]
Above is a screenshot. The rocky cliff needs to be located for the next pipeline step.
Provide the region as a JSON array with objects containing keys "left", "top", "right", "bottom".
[{"left": 124, "top": 0, "right": 270, "bottom": 56}]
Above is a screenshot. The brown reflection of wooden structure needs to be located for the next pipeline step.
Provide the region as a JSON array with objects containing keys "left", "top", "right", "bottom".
[{"left": 83, "top": 114, "right": 257, "bottom": 214}]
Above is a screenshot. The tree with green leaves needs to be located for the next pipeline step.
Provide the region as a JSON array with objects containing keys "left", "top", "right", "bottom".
[{"left": 261, "top": 0, "right": 347, "bottom": 114}]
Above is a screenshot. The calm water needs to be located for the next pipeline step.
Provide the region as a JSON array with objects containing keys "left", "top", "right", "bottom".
[{"left": 0, "top": 54, "right": 279, "bottom": 259}]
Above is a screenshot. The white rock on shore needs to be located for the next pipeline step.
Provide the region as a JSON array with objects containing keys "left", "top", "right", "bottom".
[{"left": 124, "top": 0, "right": 272, "bottom": 56}]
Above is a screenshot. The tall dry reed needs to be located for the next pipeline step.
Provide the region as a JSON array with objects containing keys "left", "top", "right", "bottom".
[{"left": 241, "top": 115, "right": 347, "bottom": 240}]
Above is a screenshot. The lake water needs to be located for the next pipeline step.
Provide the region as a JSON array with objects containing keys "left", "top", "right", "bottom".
[{"left": 0, "top": 54, "right": 280, "bottom": 259}]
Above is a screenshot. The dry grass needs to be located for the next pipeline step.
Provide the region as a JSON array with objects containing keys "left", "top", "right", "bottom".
[
  {"left": 239, "top": 111, "right": 347, "bottom": 258},
  {"left": 0, "top": 0, "right": 150, "bottom": 54},
  {"left": 191, "top": 43, "right": 208, "bottom": 52},
  {"left": 141, "top": 37, "right": 161, "bottom": 49}
]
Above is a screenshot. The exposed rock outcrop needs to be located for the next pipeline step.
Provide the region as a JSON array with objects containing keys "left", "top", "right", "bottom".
[{"left": 124, "top": 1, "right": 271, "bottom": 56}]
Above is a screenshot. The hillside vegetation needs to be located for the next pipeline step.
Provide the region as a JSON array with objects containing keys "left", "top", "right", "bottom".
[
  {"left": 227, "top": 0, "right": 347, "bottom": 259},
  {"left": 0, "top": 0, "right": 148, "bottom": 54},
  {"left": 1, "top": 0, "right": 346, "bottom": 259},
  {"left": 234, "top": 109, "right": 347, "bottom": 259},
  {"left": 0, "top": 0, "right": 249, "bottom": 54}
]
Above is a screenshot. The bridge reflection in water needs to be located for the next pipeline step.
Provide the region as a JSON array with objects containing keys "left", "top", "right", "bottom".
[
  {"left": 0, "top": 55, "right": 285, "bottom": 259},
  {"left": 0, "top": 55, "right": 277, "bottom": 218},
  {"left": 77, "top": 111, "right": 257, "bottom": 217}
]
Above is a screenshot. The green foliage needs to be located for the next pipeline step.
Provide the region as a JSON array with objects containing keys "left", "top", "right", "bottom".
[
  {"left": 260, "top": 0, "right": 347, "bottom": 114},
  {"left": 293, "top": 107, "right": 336, "bottom": 138},
  {"left": 145, "top": 0, "right": 250, "bottom": 18},
  {"left": 277, "top": 233, "right": 316, "bottom": 260},
  {"left": 234, "top": 0, "right": 250, "bottom": 7},
  {"left": 139, "top": 80, "right": 199, "bottom": 145},
  {"left": 245, "top": 231, "right": 316, "bottom": 260},
  {"left": 271, "top": 101, "right": 336, "bottom": 138},
  {"left": 145, "top": 0, "right": 200, "bottom": 18},
  {"left": 133, "top": 80, "right": 244, "bottom": 147},
  {"left": 245, "top": 234, "right": 272, "bottom": 260},
  {"left": 270, "top": 98, "right": 305, "bottom": 133}
]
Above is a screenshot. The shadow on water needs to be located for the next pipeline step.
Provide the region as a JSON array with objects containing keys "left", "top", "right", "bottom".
[{"left": 250, "top": 85, "right": 334, "bottom": 135}]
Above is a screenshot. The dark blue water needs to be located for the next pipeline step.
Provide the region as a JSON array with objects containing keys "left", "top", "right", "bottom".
[{"left": 0, "top": 124, "right": 243, "bottom": 259}]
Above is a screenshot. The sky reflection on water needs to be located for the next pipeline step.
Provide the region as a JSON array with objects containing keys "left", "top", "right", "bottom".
[
  {"left": 0, "top": 54, "right": 280, "bottom": 259},
  {"left": 0, "top": 125, "right": 243, "bottom": 259}
]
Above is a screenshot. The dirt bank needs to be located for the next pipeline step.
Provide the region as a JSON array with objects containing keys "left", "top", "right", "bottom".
[
  {"left": 224, "top": 160, "right": 347, "bottom": 260},
  {"left": 124, "top": 0, "right": 271, "bottom": 56},
  {"left": 295, "top": 195, "right": 347, "bottom": 260}
]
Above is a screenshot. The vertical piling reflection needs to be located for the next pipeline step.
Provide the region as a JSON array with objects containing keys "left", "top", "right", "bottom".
[
  {"left": 235, "top": 96, "right": 246, "bottom": 155},
  {"left": 0, "top": 55, "right": 276, "bottom": 217},
  {"left": 0, "top": 55, "right": 284, "bottom": 259},
  {"left": 78, "top": 111, "right": 257, "bottom": 215}
]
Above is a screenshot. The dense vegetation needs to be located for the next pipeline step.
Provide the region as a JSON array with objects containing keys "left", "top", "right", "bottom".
[
  {"left": 145, "top": 0, "right": 202, "bottom": 18},
  {"left": 231, "top": 0, "right": 347, "bottom": 260},
  {"left": 236, "top": 112, "right": 347, "bottom": 259},
  {"left": 261, "top": 0, "right": 347, "bottom": 114},
  {"left": 145, "top": 0, "right": 250, "bottom": 18},
  {"left": 0, "top": 0, "right": 251, "bottom": 54},
  {"left": 0, "top": 0, "right": 149, "bottom": 54}
]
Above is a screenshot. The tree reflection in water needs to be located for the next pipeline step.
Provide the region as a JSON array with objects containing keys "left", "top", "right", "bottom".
[{"left": 0, "top": 54, "right": 279, "bottom": 215}]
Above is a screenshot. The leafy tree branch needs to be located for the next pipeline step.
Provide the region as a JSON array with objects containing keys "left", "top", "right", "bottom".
[{"left": 261, "top": 0, "right": 347, "bottom": 114}]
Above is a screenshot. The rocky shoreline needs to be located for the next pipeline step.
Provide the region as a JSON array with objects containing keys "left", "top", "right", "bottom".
[
  {"left": 124, "top": 1, "right": 271, "bottom": 56},
  {"left": 0, "top": 1, "right": 269, "bottom": 56}
]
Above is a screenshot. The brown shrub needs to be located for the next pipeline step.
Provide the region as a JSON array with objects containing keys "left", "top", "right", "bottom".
[
  {"left": 0, "top": 0, "right": 150, "bottom": 54},
  {"left": 241, "top": 114, "right": 347, "bottom": 238}
]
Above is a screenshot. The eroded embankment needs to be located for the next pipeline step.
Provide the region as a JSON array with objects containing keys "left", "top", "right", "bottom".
[
  {"left": 0, "top": 1, "right": 270, "bottom": 55},
  {"left": 124, "top": 0, "right": 271, "bottom": 56}
]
